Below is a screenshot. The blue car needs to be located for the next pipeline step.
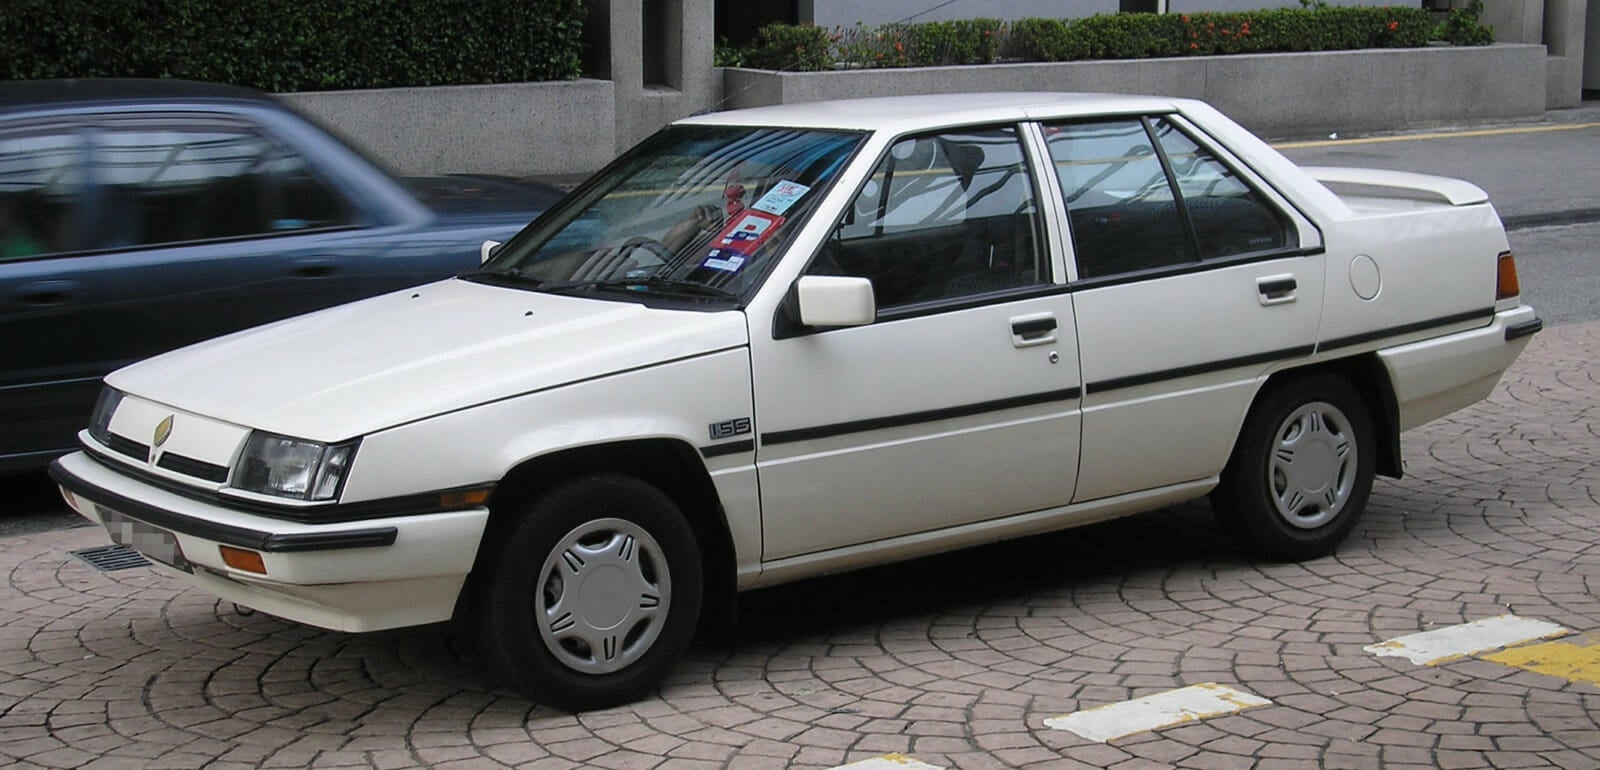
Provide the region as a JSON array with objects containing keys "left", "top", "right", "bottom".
[{"left": 0, "top": 79, "right": 562, "bottom": 473}]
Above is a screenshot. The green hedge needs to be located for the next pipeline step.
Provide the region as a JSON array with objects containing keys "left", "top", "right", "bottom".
[
  {"left": 0, "top": 0, "right": 585, "bottom": 92},
  {"left": 740, "top": 6, "right": 1485, "bottom": 72}
]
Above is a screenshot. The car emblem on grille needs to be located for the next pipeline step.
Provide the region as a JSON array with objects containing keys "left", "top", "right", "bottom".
[{"left": 153, "top": 415, "right": 174, "bottom": 448}]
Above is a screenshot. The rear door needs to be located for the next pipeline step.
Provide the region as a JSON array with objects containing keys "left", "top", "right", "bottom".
[{"left": 1042, "top": 115, "right": 1325, "bottom": 502}]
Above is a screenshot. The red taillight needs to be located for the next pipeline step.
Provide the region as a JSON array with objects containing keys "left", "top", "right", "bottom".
[{"left": 1496, "top": 251, "right": 1520, "bottom": 300}]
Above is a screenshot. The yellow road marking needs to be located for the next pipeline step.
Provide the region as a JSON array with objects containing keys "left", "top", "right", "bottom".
[
  {"left": 1274, "top": 121, "right": 1600, "bottom": 149},
  {"left": 1481, "top": 636, "right": 1600, "bottom": 687}
]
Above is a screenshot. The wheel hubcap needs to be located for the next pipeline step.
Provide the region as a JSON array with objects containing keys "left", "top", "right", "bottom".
[
  {"left": 536, "top": 518, "right": 670, "bottom": 675},
  {"left": 1268, "top": 401, "right": 1356, "bottom": 530}
]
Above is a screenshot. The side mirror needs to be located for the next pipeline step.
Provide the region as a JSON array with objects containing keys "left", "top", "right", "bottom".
[
  {"left": 480, "top": 240, "right": 502, "bottom": 264},
  {"left": 795, "top": 275, "right": 875, "bottom": 328}
]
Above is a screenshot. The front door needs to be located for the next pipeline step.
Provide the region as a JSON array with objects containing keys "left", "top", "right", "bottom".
[{"left": 749, "top": 125, "right": 1083, "bottom": 561}]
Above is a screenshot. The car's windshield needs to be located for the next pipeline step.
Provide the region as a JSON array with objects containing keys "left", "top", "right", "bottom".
[{"left": 480, "top": 125, "right": 864, "bottom": 302}]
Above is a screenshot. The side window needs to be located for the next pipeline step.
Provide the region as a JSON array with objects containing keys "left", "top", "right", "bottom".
[
  {"left": 92, "top": 123, "right": 353, "bottom": 250},
  {"left": 1149, "top": 118, "right": 1294, "bottom": 258},
  {"left": 1044, "top": 119, "right": 1195, "bottom": 279},
  {"left": 814, "top": 126, "right": 1044, "bottom": 309},
  {"left": 0, "top": 129, "right": 87, "bottom": 260}
]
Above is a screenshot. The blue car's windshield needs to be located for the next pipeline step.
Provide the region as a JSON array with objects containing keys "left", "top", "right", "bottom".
[{"left": 481, "top": 125, "right": 864, "bottom": 302}]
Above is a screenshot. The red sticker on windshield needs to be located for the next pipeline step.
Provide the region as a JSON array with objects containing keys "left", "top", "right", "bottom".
[{"left": 713, "top": 210, "right": 784, "bottom": 255}]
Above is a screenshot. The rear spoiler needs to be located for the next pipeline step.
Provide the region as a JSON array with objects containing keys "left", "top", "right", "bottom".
[{"left": 1302, "top": 166, "right": 1489, "bottom": 207}]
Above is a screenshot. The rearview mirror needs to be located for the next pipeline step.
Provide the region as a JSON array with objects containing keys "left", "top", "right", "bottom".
[
  {"left": 480, "top": 240, "right": 502, "bottom": 264},
  {"left": 795, "top": 275, "right": 875, "bottom": 328}
]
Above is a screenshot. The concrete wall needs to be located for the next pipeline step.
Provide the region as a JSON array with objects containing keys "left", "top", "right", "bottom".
[
  {"left": 283, "top": 45, "right": 1553, "bottom": 179},
  {"left": 722, "top": 44, "right": 1549, "bottom": 138},
  {"left": 798, "top": 0, "right": 1376, "bottom": 27},
  {"left": 279, "top": 80, "right": 615, "bottom": 178}
]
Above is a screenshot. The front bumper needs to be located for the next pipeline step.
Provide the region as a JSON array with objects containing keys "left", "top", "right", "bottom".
[{"left": 51, "top": 451, "right": 489, "bottom": 633}]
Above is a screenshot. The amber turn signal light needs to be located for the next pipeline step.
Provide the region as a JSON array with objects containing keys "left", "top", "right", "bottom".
[
  {"left": 439, "top": 488, "right": 491, "bottom": 509},
  {"left": 1496, "top": 251, "right": 1520, "bottom": 300},
  {"left": 220, "top": 546, "right": 267, "bottom": 575}
]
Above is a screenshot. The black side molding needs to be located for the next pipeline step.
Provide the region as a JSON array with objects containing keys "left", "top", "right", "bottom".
[
  {"left": 1505, "top": 317, "right": 1543, "bottom": 341},
  {"left": 763, "top": 387, "right": 1080, "bottom": 446},
  {"left": 700, "top": 439, "right": 755, "bottom": 459}
]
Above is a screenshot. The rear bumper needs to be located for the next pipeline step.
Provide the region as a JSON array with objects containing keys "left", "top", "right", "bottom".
[
  {"left": 51, "top": 451, "right": 488, "bottom": 632},
  {"left": 1377, "top": 304, "right": 1539, "bottom": 431}
]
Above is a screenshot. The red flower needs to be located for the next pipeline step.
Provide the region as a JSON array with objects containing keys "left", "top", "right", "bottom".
[{"left": 1386, "top": 20, "right": 1399, "bottom": 31}]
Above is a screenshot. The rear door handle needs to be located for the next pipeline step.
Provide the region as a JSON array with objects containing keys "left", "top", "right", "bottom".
[
  {"left": 1257, "top": 275, "right": 1297, "bottom": 306},
  {"left": 1010, "top": 313, "right": 1057, "bottom": 347},
  {"left": 291, "top": 258, "right": 338, "bottom": 278},
  {"left": 17, "top": 279, "right": 81, "bottom": 305}
]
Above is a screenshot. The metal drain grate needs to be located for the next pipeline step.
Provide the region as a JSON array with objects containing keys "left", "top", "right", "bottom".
[{"left": 71, "top": 544, "right": 151, "bottom": 572}]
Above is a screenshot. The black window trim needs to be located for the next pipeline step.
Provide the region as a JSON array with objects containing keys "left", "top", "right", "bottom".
[
  {"left": 1159, "top": 111, "right": 1325, "bottom": 251},
  {"left": 775, "top": 120, "right": 1056, "bottom": 339},
  {"left": 1042, "top": 112, "right": 1308, "bottom": 283}
]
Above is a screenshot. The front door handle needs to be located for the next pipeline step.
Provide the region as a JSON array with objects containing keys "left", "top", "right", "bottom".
[
  {"left": 1010, "top": 313, "right": 1057, "bottom": 347},
  {"left": 1257, "top": 275, "right": 1297, "bottom": 306}
]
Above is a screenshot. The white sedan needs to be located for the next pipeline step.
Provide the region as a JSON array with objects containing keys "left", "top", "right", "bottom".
[{"left": 51, "top": 93, "right": 1540, "bottom": 710}]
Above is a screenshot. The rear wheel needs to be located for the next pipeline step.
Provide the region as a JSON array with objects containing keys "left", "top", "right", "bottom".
[
  {"left": 475, "top": 474, "right": 702, "bottom": 710},
  {"left": 1212, "top": 374, "right": 1376, "bottom": 561}
]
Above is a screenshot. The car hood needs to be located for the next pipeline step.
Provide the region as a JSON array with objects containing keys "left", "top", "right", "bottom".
[{"left": 107, "top": 279, "right": 749, "bottom": 441}]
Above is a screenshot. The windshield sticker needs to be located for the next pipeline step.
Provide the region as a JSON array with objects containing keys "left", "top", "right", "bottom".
[
  {"left": 752, "top": 180, "right": 811, "bottom": 215},
  {"left": 714, "top": 210, "right": 784, "bottom": 255},
  {"left": 702, "top": 249, "right": 748, "bottom": 272}
]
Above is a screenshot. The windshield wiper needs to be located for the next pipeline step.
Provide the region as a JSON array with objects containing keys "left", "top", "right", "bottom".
[
  {"left": 459, "top": 267, "right": 547, "bottom": 289},
  {"left": 540, "top": 276, "right": 738, "bottom": 300}
]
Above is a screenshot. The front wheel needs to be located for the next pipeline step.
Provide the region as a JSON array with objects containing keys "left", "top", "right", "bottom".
[
  {"left": 1212, "top": 374, "right": 1376, "bottom": 562},
  {"left": 475, "top": 474, "right": 703, "bottom": 710}
]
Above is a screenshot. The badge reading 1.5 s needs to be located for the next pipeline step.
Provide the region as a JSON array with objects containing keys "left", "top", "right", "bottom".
[{"left": 708, "top": 417, "right": 752, "bottom": 440}]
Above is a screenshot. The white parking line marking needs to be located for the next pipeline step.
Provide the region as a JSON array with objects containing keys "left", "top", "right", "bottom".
[
  {"left": 1044, "top": 683, "right": 1271, "bottom": 743},
  {"left": 830, "top": 755, "right": 945, "bottom": 770},
  {"left": 1364, "top": 614, "right": 1570, "bottom": 665}
]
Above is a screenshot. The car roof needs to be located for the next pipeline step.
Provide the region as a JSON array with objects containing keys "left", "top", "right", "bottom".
[
  {"left": 0, "top": 78, "right": 275, "bottom": 114},
  {"left": 678, "top": 92, "right": 1190, "bottom": 133}
]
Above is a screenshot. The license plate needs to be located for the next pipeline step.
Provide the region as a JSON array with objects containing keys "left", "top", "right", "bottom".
[{"left": 99, "top": 507, "right": 192, "bottom": 573}]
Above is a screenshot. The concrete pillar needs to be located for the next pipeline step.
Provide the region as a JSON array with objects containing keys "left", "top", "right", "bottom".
[
  {"left": 1543, "top": 0, "right": 1588, "bottom": 107},
  {"left": 1483, "top": 0, "right": 1544, "bottom": 42},
  {"left": 590, "top": 0, "right": 718, "bottom": 157}
]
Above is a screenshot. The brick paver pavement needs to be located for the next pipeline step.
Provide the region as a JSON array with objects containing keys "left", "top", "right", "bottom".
[{"left": 3, "top": 322, "right": 1598, "bottom": 769}]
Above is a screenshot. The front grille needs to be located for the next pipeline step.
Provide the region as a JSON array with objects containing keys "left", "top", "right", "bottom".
[
  {"left": 105, "top": 433, "right": 150, "bottom": 462},
  {"left": 157, "top": 452, "right": 230, "bottom": 483},
  {"left": 70, "top": 544, "right": 150, "bottom": 572}
]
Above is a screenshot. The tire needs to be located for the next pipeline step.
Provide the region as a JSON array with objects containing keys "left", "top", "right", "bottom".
[
  {"left": 1211, "top": 374, "right": 1376, "bottom": 562},
  {"left": 475, "top": 473, "right": 702, "bottom": 710}
]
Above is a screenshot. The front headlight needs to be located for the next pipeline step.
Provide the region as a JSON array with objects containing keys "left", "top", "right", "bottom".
[
  {"left": 234, "top": 432, "right": 358, "bottom": 501},
  {"left": 88, "top": 388, "right": 124, "bottom": 445}
]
